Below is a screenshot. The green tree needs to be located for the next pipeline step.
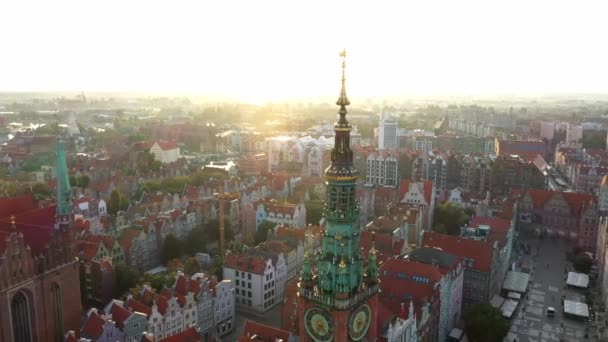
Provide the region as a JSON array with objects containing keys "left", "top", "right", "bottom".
[
  {"left": 108, "top": 188, "right": 123, "bottom": 215},
  {"left": 211, "top": 255, "right": 224, "bottom": 281},
  {"left": 161, "top": 234, "right": 183, "bottom": 264},
  {"left": 205, "top": 219, "right": 233, "bottom": 242},
  {"left": 305, "top": 200, "right": 324, "bottom": 225},
  {"left": 160, "top": 176, "right": 190, "bottom": 194},
  {"left": 464, "top": 303, "right": 509, "bottom": 342},
  {"left": 184, "top": 257, "right": 202, "bottom": 275},
  {"left": 582, "top": 134, "right": 606, "bottom": 149},
  {"left": 31, "top": 182, "right": 51, "bottom": 201},
  {"left": 573, "top": 253, "right": 593, "bottom": 273},
  {"left": 141, "top": 273, "right": 166, "bottom": 293},
  {"left": 77, "top": 175, "right": 90, "bottom": 189},
  {"left": 0, "top": 182, "right": 18, "bottom": 197},
  {"left": 184, "top": 227, "right": 207, "bottom": 255},
  {"left": 243, "top": 232, "right": 255, "bottom": 246},
  {"left": 69, "top": 175, "right": 77, "bottom": 188},
  {"left": 115, "top": 262, "right": 140, "bottom": 298},
  {"left": 255, "top": 220, "right": 276, "bottom": 244},
  {"left": 433, "top": 202, "right": 470, "bottom": 235}
]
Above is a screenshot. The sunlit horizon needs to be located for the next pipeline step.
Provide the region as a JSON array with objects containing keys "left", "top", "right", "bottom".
[{"left": 2, "top": 0, "right": 608, "bottom": 102}]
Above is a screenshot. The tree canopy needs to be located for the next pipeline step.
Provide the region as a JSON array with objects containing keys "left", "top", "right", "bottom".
[
  {"left": 31, "top": 182, "right": 52, "bottom": 201},
  {"left": 184, "top": 227, "right": 207, "bottom": 255},
  {"left": 433, "top": 202, "right": 471, "bottom": 235},
  {"left": 108, "top": 188, "right": 129, "bottom": 216},
  {"left": 573, "top": 253, "right": 593, "bottom": 273},
  {"left": 115, "top": 262, "right": 139, "bottom": 298},
  {"left": 205, "top": 219, "right": 233, "bottom": 242},
  {"left": 464, "top": 303, "right": 510, "bottom": 342},
  {"left": 305, "top": 199, "right": 323, "bottom": 225},
  {"left": 184, "top": 256, "right": 202, "bottom": 275},
  {"left": 160, "top": 234, "right": 183, "bottom": 265},
  {"left": 255, "top": 220, "right": 276, "bottom": 244}
]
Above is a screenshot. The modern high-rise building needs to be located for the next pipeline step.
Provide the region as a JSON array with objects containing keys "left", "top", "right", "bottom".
[
  {"left": 540, "top": 121, "right": 555, "bottom": 141},
  {"left": 298, "top": 51, "right": 381, "bottom": 342},
  {"left": 566, "top": 123, "right": 583, "bottom": 144},
  {"left": 378, "top": 115, "right": 398, "bottom": 150}
]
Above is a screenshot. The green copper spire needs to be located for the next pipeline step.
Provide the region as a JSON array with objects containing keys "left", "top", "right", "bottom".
[
  {"left": 315, "top": 50, "right": 363, "bottom": 297},
  {"left": 56, "top": 141, "right": 72, "bottom": 216}
]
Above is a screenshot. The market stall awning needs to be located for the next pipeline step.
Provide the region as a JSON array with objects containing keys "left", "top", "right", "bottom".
[
  {"left": 501, "top": 299, "right": 519, "bottom": 319},
  {"left": 566, "top": 272, "right": 589, "bottom": 288},
  {"left": 490, "top": 295, "right": 506, "bottom": 309},
  {"left": 502, "top": 271, "right": 531, "bottom": 294},
  {"left": 563, "top": 300, "right": 589, "bottom": 318}
]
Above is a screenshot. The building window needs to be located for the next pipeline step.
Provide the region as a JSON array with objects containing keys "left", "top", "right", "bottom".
[
  {"left": 51, "top": 283, "right": 64, "bottom": 342},
  {"left": 12, "top": 292, "right": 32, "bottom": 342}
]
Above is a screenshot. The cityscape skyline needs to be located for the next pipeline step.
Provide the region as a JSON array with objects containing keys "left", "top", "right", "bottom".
[{"left": 2, "top": 0, "right": 608, "bottom": 103}]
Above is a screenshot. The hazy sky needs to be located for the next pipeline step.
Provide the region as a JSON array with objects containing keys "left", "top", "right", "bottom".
[{"left": 1, "top": 0, "right": 607, "bottom": 101}]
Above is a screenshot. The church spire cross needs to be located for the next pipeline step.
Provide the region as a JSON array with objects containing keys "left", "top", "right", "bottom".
[{"left": 336, "top": 49, "right": 350, "bottom": 116}]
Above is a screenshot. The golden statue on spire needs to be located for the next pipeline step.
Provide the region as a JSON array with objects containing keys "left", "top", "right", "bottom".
[{"left": 336, "top": 49, "right": 350, "bottom": 107}]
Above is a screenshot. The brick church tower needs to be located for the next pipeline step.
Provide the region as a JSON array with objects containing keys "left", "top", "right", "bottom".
[
  {"left": 298, "top": 51, "right": 380, "bottom": 342},
  {"left": 0, "top": 140, "right": 81, "bottom": 342}
]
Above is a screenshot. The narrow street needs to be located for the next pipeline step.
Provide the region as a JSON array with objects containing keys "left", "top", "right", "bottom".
[{"left": 505, "top": 234, "right": 592, "bottom": 342}]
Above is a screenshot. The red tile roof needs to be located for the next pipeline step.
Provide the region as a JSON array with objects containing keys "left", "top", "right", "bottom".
[
  {"left": 109, "top": 302, "right": 132, "bottom": 329},
  {"left": 82, "top": 310, "right": 105, "bottom": 339},
  {"left": 156, "top": 295, "right": 169, "bottom": 315},
  {"left": 119, "top": 228, "right": 142, "bottom": 252},
  {"left": 0, "top": 205, "right": 57, "bottom": 255},
  {"left": 399, "top": 180, "right": 433, "bottom": 204},
  {"left": 422, "top": 231, "right": 493, "bottom": 273},
  {"left": 519, "top": 189, "right": 596, "bottom": 216},
  {"left": 126, "top": 298, "right": 152, "bottom": 317},
  {"left": 361, "top": 230, "right": 404, "bottom": 261},
  {"left": 77, "top": 240, "right": 100, "bottom": 260},
  {"left": 65, "top": 331, "right": 79, "bottom": 342},
  {"left": 0, "top": 195, "right": 35, "bottom": 218},
  {"left": 469, "top": 216, "right": 511, "bottom": 246},
  {"left": 154, "top": 141, "right": 179, "bottom": 151},
  {"left": 379, "top": 258, "right": 441, "bottom": 323},
  {"left": 160, "top": 327, "right": 201, "bottom": 341},
  {"left": 225, "top": 253, "right": 268, "bottom": 274},
  {"left": 240, "top": 320, "right": 291, "bottom": 342}
]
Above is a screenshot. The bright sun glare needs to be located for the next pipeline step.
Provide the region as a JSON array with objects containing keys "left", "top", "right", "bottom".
[{"left": 1, "top": 0, "right": 608, "bottom": 101}]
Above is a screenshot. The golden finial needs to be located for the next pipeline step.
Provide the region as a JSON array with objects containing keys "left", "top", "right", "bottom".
[
  {"left": 370, "top": 231, "right": 377, "bottom": 256},
  {"left": 336, "top": 49, "right": 350, "bottom": 108},
  {"left": 339, "top": 254, "right": 347, "bottom": 269}
]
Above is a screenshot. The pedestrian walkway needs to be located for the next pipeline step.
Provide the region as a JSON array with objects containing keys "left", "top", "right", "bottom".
[{"left": 505, "top": 238, "right": 587, "bottom": 342}]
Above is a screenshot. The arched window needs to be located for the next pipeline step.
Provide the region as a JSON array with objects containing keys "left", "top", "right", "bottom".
[
  {"left": 51, "top": 283, "right": 64, "bottom": 342},
  {"left": 11, "top": 292, "right": 32, "bottom": 342}
]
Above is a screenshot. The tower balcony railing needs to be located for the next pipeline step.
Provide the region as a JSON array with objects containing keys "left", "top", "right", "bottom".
[
  {"left": 299, "top": 283, "right": 379, "bottom": 310},
  {"left": 323, "top": 206, "right": 360, "bottom": 223}
]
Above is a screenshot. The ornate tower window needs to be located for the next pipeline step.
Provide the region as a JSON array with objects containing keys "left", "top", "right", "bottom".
[
  {"left": 11, "top": 292, "right": 32, "bottom": 342},
  {"left": 51, "top": 282, "right": 64, "bottom": 342}
]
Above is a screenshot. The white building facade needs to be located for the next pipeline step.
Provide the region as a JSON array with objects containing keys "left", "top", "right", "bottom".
[
  {"left": 150, "top": 141, "right": 181, "bottom": 164},
  {"left": 379, "top": 117, "right": 398, "bottom": 150}
]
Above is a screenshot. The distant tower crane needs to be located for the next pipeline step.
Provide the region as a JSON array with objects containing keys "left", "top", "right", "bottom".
[{"left": 215, "top": 186, "right": 226, "bottom": 258}]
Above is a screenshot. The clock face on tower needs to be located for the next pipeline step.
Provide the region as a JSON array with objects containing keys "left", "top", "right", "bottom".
[
  {"left": 304, "top": 306, "right": 334, "bottom": 342},
  {"left": 348, "top": 304, "right": 372, "bottom": 341}
]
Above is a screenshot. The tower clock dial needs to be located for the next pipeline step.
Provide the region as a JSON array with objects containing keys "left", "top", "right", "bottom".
[
  {"left": 304, "top": 306, "right": 334, "bottom": 342},
  {"left": 348, "top": 304, "right": 372, "bottom": 341}
]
